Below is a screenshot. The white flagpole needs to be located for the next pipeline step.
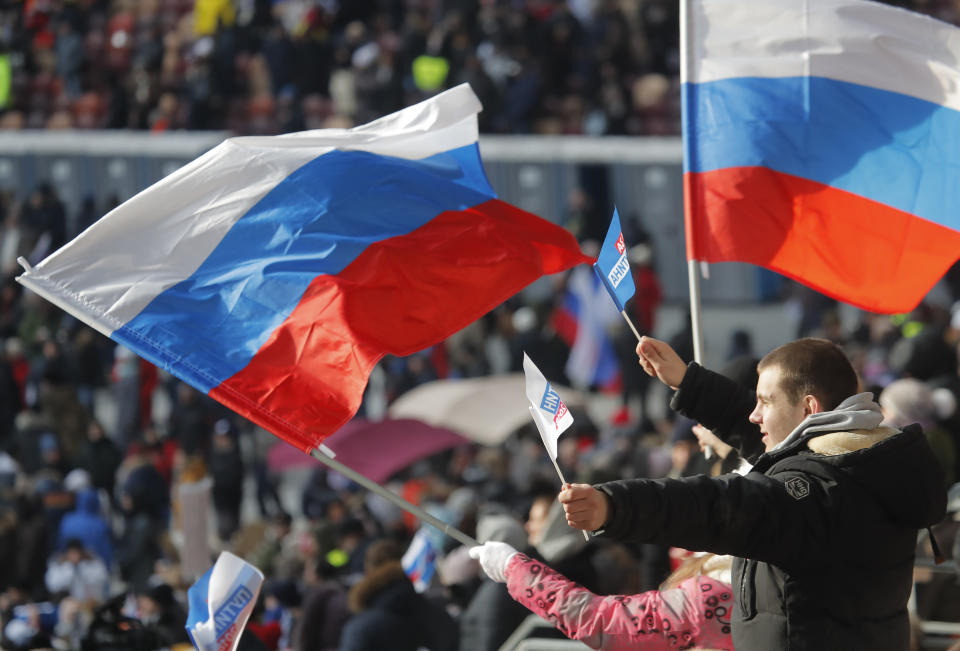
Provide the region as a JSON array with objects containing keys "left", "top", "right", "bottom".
[
  {"left": 680, "top": 0, "right": 704, "bottom": 365},
  {"left": 529, "top": 407, "right": 590, "bottom": 542},
  {"left": 687, "top": 260, "right": 706, "bottom": 366},
  {"left": 309, "top": 445, "right": 478, "bottom": 547},
  {"left": 620, "top": 310, "right": 642, "bottom": 342},
  {"left": 681, "top": 0, "right": 711, "bottom": 458}
]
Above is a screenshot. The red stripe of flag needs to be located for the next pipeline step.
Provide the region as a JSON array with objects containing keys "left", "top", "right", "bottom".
[
  {"left": 684, "top": 167, "right": 960, "bottom": 313},
  {"left": 212, "top": 199, "right": 592, "bottom": 452}
]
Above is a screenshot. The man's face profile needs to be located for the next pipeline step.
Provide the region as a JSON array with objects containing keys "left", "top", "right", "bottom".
[{"left": 749, "top": 365, "right": 809, "bottom": 451}]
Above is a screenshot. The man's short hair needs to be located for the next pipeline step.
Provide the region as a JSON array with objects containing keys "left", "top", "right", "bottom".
[{"left": 758, "top": 338, "right": 858, "bottom": 410}]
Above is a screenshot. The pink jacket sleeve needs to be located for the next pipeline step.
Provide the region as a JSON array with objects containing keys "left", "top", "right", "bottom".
[{"left": 504, "top": 554, "right": 733, "bottom": 651}]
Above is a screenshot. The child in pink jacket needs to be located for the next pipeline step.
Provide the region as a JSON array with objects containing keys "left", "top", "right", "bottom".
[{"left": 469, "top": 542, "right": 733, "bottom": 651}]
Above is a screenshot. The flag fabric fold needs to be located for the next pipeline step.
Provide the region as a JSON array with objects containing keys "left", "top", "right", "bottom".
[
  {"left": 185, "top": 552, "right": 264, "bottom": 651},
  {"left": 683, "top": 0, "right": 960, "bottom": 313},
  {"left": 16, "top": 83, "right": 591, "bottom": 451},
  {"left": 523, "top": 353, "right": 573, "bottom": 460},
  {"left": 593, "top": 208, "right": 635, "bottom": 313}
]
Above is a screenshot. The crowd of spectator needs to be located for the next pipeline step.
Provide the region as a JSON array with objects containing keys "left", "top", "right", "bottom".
[
  {"left": 0, "top": 0, "right": 957, "bottom": 137},
  {"left": 0, "top": 179, "right": 957, "bottom": 650},
  {"left": 0, "top": 1, "right": 959, "bottom": 650}
]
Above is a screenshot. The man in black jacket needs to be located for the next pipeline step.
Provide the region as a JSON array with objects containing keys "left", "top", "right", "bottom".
[{"left": 560, "top": 336, "right": 946, "bottom": 650}]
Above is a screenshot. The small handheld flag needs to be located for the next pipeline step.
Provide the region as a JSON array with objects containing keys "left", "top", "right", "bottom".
[
  {"left": 186, "top": 552, "right": 264, "bottom": 651},
  {"left": 523, "top": 353, "right": 573, "bottom": 460},
  {"left": 523, "top": 353, "right": 588, "bottom": 541},
  {"left": 593, "top": 208, "right": 642, "bottom": 341},
  {"left": 402, "top": 528, "right": 437, "bottom": 593},
  {"left": 594, "top": 208, "right": 635, "bottom": 312}
]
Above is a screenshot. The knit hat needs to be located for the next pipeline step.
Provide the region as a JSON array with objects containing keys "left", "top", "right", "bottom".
[
  {"left": 142, "top": 584, "right": 176, "bottom": 610},
  {"left": 476, "top": 514, "right": 526, "bottom": 549},
  {"left": 64, "top": 468, "right": 92, "bottom": 493},
  {"left": 670, "top": 416, "right": 698, "bottom": 445},
  {"left": 879, "top": 378, "right": 935, "bottom": 428}
]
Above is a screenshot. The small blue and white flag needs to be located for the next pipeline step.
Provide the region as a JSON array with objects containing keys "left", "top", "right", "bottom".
[
  {"left": 402, "top": 528, "right": 437, "bottom": 593},
  {"left": 185, "top": 551, "right": 264, "bottom": 651},
  {"left": 523, "top": 353, "right": 574, "bottom": 460},
  {"left": 593, "top": 208, "right": 636, "bottom": 312}
]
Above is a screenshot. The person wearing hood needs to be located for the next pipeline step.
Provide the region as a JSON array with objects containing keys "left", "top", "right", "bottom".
[
  {"left": 134, "top": 583, "right": 190, "bottom": 647},
  {"left": 339, "top": 539, "right": 457, "bottom": 651},
  {"left": 560, "top": 336, "right": 947, "bottom": 651},
  {"left": 56, "top": 488, "right": 113, "bottom": 569},
  {"left": 525, "top": 482, "right": 599, "bottom": 587},
  {"left": 458, "top": 514, "right": 532, "bottom": 651}
]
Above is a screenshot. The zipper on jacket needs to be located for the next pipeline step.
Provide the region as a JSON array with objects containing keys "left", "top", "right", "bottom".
[{"left": 739, "top": 559, "right": 756, "bottom": 619}]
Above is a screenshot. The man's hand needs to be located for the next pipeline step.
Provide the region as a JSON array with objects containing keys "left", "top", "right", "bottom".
[
  {"left": 559, "top": 483, "right": 609, "bottom": 531},
  {"left": 636, "top": 336, "right": 687, "bottom": 389}
]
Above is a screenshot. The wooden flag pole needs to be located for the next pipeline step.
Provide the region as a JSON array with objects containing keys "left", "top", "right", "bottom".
[
  {"left": 620, "top": 309, "right": 642, "bottom": 342},
  {"left": 310, "top": 445, "right": 478, "bottom": 548}
]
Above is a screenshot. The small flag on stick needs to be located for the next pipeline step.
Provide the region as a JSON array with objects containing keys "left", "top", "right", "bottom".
[
  {"left": 523, "top": 353, "right": 573, "bottom": 459},
  {"left": 402, "top": 528, "right": 438, "bottom": 593},
  {"left": 593, "top": 208, "right": 642, "bottom": 341},
  {"left": 185, "top": 552, "right": 264, "bottom": 651},
  {"left": 523, "top": 353, "right": 588, "bottom": 541}
]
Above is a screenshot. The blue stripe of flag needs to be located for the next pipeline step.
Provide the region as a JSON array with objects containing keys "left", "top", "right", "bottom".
[
  {"left": 186, "top": 566, "right": 213, "bottom": 634},
  {"left": 115, "top": 144, "right": 495, "bottom": 392},
  {"left": 683, "top": 76, "right": 960, "bottom": 230}
]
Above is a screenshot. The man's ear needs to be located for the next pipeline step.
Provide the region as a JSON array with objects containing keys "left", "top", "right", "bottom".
[{"left": 802, "top": 394, "right": 823, "bottom": 415}]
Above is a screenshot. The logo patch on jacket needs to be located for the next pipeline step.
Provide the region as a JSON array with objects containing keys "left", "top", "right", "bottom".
[{"left": 785, "top": 477, "right": 810, "bottom": 500}]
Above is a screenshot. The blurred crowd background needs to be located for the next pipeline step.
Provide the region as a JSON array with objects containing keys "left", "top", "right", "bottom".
[
  {"left": 1, "top": 1, "right": 960, "bottom": 650},
  {"left": 0, "top": 176, "right": 958, "bottom": 650},
  {"left": 0, "top": 0, "right": 957, "bottom": 136}
]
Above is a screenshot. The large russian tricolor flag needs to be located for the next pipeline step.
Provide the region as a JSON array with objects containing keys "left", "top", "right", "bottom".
[
  {"left": 683, "top": 0, "right": 960, "bottom": 313},
  {"left": 16, "top": 84, "right": 591, "bottom": 452}
]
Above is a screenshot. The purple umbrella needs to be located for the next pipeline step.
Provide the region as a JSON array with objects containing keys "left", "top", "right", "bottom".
[{"left": 266, "top": 418, "right": 469, "bottom": 483}]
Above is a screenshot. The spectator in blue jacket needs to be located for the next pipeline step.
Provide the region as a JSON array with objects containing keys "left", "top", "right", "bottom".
[{"left": 56, "top": 488, "right": 112, "bottom": 569}]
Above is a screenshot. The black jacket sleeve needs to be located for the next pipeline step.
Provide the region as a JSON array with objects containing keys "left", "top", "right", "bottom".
[
  {"left": 596, "top": 468, "right": 832, "bottom": 570},
  {"left": 670, "top": 362, "right": 765, "bottom": 462}
]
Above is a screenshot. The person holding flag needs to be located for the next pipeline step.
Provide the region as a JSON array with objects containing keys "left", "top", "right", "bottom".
[
  {"left": 559, "top": 335, "right": 946, "bottom": 650},
  {"left": 469, "top": 541, "right": 734, "bottom": 651},
  {"left": 523, "top": 353, "right": 589, "bottom": 542}
]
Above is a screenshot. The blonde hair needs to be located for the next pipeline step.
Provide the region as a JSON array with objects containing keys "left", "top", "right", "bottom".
[{"left": 660, "top": 553, "right": 717, "bottom": 591}]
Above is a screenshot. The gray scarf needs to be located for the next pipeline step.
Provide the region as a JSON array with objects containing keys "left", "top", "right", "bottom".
[{"left": 770, "top": 391, "right": 884, "bottom": 454}]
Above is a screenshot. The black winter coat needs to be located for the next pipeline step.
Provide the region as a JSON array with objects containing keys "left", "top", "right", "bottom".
[
  {"left": 596, "top": 363, "right": 946, "bottom": 651},
  {"left": 340, "top": 562, "right": 457, "bottom": 651}
]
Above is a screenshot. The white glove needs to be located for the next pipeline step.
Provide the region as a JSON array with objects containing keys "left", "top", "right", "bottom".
[{"left": 468, "top": 541, "right": 518, "bottom": 583}]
